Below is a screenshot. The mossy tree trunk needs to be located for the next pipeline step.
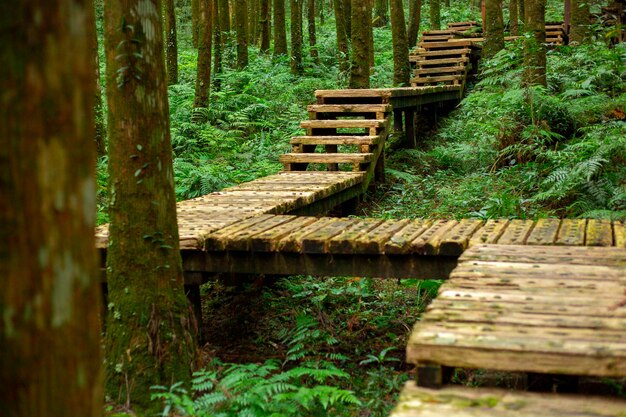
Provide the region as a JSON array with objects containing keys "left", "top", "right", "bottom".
[
  {"left": 235, "top": 0, "right": 249, "bottom": 68},
  {"left": 484, "top": 0, "right": 504, "bottom": 57},
  {"left": 510, "top": 0, "right": 519, "bottom": 35},
  {"left": 274, "top": 0, "right": 288, "bottom": 56},
  {"left": 192, "top": 0, "right": 200, "bottom": 46},
  {"left": 165, "top": 0, "right": 178, "bottom": 85},
  {"left": 219, "top": 0, "right": 231, "bottom": 35},
  {"left": 374, "top": 0, "right": 388, "bottom": 26},
  {"left": 391, "top": 0, "right": 410, "bottom": 85},
  {"left": 0, "top": 1, "right": 103, "bottom": 416},
  {"left": 103, "top": 0, "right": 197, "bottom": 413},
  {"left": 214, "top": 0, "right": 223, "bottom": 90},
  {"left": 291, "top": 0, "right": 304, "bottom": 74},
  {"left": 260, "top": 0, "right": 271, "bottom": 52},
  {"left": 343, "top": 0, "right": 352, "bottom": 38},
  {"left": 569, "top": 0, "right": 589, "bottom": 44},
  {"left": 349, "top": 0, "right": 371, "bottom": 88},
  {"left": 249, "top": 0, "right": 259, "bottom": 45},
  {"left": 430, "top": 0, "right": 440, "bottom": 30},
  {"left": 92, "top": 15, "right": 107, "bottom": 157},
  {"left": 407, "top": 0, "right": 422, "bottom": 47},
  {"left": 333, "top": 0, "right": 350, "bottom": 72},
  {"left": 367, "top": 0, "right": 374, "bottom": 68},
  {"left": 523, "top": 0, "right": 546, "bottom": 86},
  {"left": 308, "top": 0, "right": 320, "bottom": 63},
  {"left": 519, "top": 0, "right": 525, "bottom": 27},
  {"left": 195, "top": 0, "right": 213, "bottom": 109}
]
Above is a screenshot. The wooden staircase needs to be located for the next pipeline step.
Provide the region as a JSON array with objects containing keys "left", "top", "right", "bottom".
[
  {"left": 410, "top": 40, "right": 478, "bottom": 89},
  {"left": 546, "top": 21, "right": 566, "bottom": 45}
]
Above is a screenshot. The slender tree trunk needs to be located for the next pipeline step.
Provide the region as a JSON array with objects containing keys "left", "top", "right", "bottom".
[
  {"left": 349, "top": 0, "right": 371, "bottom": 87},
  {"left": 308, "top": 0, "right": 320, "bottom": 63},
  {"left": 484, "top": 0, "right": 504, "bottom": 57},
  {"left": 165, "top": 0, "right": 178, "bottom": 84},
  {"left": 367, "top": 0, "right": 374, "bottom": 68},
  {"left": 249, "top": 0, "right": 259, "bottom": 45},
  {"left": 569, "top": 0, "right": 589, "bottom": 43},
  {"left": 430, "top": 0, "right": 440, "bottom": 30},
  {"left": 103, "top": 0, "right": 197, "bottom": 412},
  {"left": 318, "top": 0, "right": 325, "bottom": 23},
  {"left": 523, "top": 0, "right": 546, "bottom": 86},
  {"left": 192, "top": 0, "right": 200, "bottom": 47},
  {"left": 92, "top": 15, "right": 106, "bottom": 157},
  {"left": 519, "top": 0, "right": 525, "bottom": 26},
  {"left": 291, "top": 0, "right": 304, "bottom": 74},
  {"left": 510, "top": 0, "right": 519, "bottom": 35},
  {"left": 195, "top": 0, "right": 213, "bottom": 109},
  {"left": 274, "top": 0, "right": 288, "bottom": 55},
  {"left": 260, "top": 0, "right": 271, "bottom": 52},
  {"left": 219, "top": 0, "right": 231, "bottom": 34},
  {"left": 0, "top": 2, "right": 102, "bottom": 416},
  {"left": 214, "top": 0, "right": 223, "bottom": 90},
  {"left": 391, "top": 0, "right": 410, "bottom": 85},
  {"left": 407, "top": 0, "right": 422, "bottom": 47},
  {"left": 374, "top": 0, "right": 388, "bottom": 26},
  {"left": 343, "top": 0, "right": 352, "bottom": 38},
  {"left": 334, "top": 0, "right": 350, "bottom": 72},
  {"left": 235, "top": 0, "right": 249, "bottom": 68}
]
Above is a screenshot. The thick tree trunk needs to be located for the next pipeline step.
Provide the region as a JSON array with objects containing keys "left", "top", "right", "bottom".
[
  {"left": 374, "top": 0, "right": 389, "bottom": 26},
  {"left": 349, "top": 0, "right": 371, "bottom": 88},
  {"left": 523, "top": 0, "right": 546, "bottom": 86},
  {"left": 484, "top": 0, "right": 504, "bottom": 57},
  {"left": 334, "top": 0, "right": 350, "bottom": 72},
  {"left": 218, "top": 0, "right": 231, "bottom": 34},
  {"left": 0, "top": 1, "right": 102, "bottom": 416},
  {"left": 430, "top": 0, "right": 440, "bottom": 30},
  {"left": 103, "top": 0, "right": 197, "bottom": 413},
  {"left": 510, "top": 0, "right": 519, "bottom": 35},
  {"left": 195, "top": 0, "right": 213, "bottom": 108},
  {"left": 214, "top": 0, "right": 223, "bottom": 90},
  {"left": 92, "top": 15, "right": 106, "bottom": 157},
  {"left": 569, "top": 0, "right": 589, "bottom": 43},
  {"left": 407, "top": 0, "right": 422, "bottom": 47},
  {"left": 165, "top": 0, "right": 178, "bottom": 84},
  {"left": 343, "top": 0, "right": 352, "bottom": 38},
  {"left": 235, "top": 0, "right": 249, "bottom": 68},
  {"left": 391, "top": 0, "right": 410, "bottom": 85},
  {"left": 519, "top": 0, "right": 525, "bottom": 26},
  {"left": 274, "top": 0, "right": 288, "bottom": 55},
  {"left": 260, "top": 0, "right": 271, "bottom": 52},
  {"left": 367, "top": 0, "right": 374, "bottom": 68},
  {"left": 308, "top": 0, "right": 320, "bottom": 63},
  {"left": 192, "top": 0, "right": 200, "bottom": 47},
  {"left": 291, "top": 0, "right": 304, "bottom": 74}
]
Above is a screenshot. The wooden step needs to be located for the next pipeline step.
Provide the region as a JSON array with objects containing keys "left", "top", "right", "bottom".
[
  {"left": 291, "top": 135, "right": 380, "bottom": 146},
  {"left": 421, "top": 35, "right": 454, "bottom": 41},
  {"left": 390, "top": 382, "right": 626, "bottom": 417},
  {"left": 448, "top": 20, "right": 477, "bottom": 27},
  {"left": 279, "top": 153, "right": 373, "bottom": 164},
  {"left": 422, "top": 29, "right": 457, "bottom": 35},
  {"left": 412, "top": 74, "right": 464, "bottom": 84},
  {"left": 315, "top": 88, "right": 392, "bottom": 104},
  {"left": 411, "top": 48, "right": 471, "bottom": 58},
  {"left": 306, "top": 104, "right": 391, "bottom": 114},
  {"left": 415, "top": 66, "right": 467, "bottom": 75},
  {"left": 300, "top": 119, "right": 387, "bottom": 129},
  {"left": 418, "top": 40, "right": 474, "bottom": 49},
  {"left": 415, "top": 57, "right": 469, "bottom": 66}
]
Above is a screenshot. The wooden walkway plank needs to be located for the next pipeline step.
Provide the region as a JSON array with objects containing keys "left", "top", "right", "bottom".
[
  {"left": 203, "top": 215, "right": 275, "bottom": 251},
  {"left": 352, "top": 219, "right": 411, "bottom": 254},
  {"left": 525, "top": 218, "right": 561, "bottom": 245},
  {"left": 300, "top": 218, "right": 361, "bottom": 253},
  {"left": 290, "top": 135, "right": 380, "bottom": 146},
  {"left": 586, "top": 219, "right": 613, "bottom": 246},
  {"left": 469, "top": 219, "right": 509, "bottom": 246},
  {"left": 384, "top": 220, "right": 434, "bottom": 255},
  {"left": 555, "top": 218, "right": 587, "bottom": 245},
  {"left": 327, "top": 218, "right": 385, "bottom": 254},
  {"left": 616, "top": 221, "right": 626, "bottom": 247},
  {"left": 276, "top": 217, "right": 339, "bottom": 252},
  {"left": 438, "top": 219, "right": 484, "bottom": 256},
  {"left": 217, "top": 215, "right": 297, "bottom": 251},
  {"left": 494, "top": 219, "right": 534, "bottom": 245},
  {"left": 249, "top": 216, "right": 319, "bottom": 252},
  {"left": 411, "top": 220, "right": 459, "bottom": 255}
]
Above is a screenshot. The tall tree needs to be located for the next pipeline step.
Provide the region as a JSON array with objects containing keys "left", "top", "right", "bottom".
[
  {"left": 218, "top": 0, "right": 231, "bottom": 34},
  {"left": 390, "top": 0, "right": 410, "bottom": 85},
  {"left": 192, "top": 0, "right": 200, "bottom": 46},
  {"left": 343, "top": 0, "right": 352, "bottom": 38},
  {"left": 569, "top": 0, "right": 589, "bottom": 43},
  {"left": 103, "top": 0, "right": 197, "bottom": 412},
  {"left": 407, "top": 0, "right": 422, "bottom": 47},
  {"left": 274, "top": 0, "right": 289, "bottom": 55},
  {"left": 0, "top": 1, "right": 102, "bottom": 416},
  {"left": 523, "top": 0, "right": 546, "bottom": 86},
  {"left": 367, "top": 0, "right": 375, "bottom": 68},
  {"left": 519, "top": 0, "right": 525, "bottom": 26},
  {"left": 260, "top": 0, "right": 271, "bottom": 52},
  {"left": 349, "top": 0, "right": 371, "bottom": 87},
  {"left": 291, "top": 0, "right": 304, "bottom": 74},
  {"left": 430, "top": 0, "right": 440, "bottom": 30},
  {"left": 92, "top": 13, "right": 106, "bottom": 157},
  {"left": 374, "top": 0, "right": 389, "bottom": 26},
  {"left": 165, "top": 0, "right": 178, "bottom": 84},
  {"left": 249, "top": 0, "right": 260, "bottom": 45},
  {"left": 214, "top": 0, "right": 223, "bottom": 90},
  {"left": 333, "top": 0, "right": 350, "bottom": 72},
  {"left": 235, "top": 0, "right": 249, "bottom": 68},
  {"left": 195, "top": 0, "right": 213, "bottom": 109},
  {"left": 510, "top": 0, "right": 519, "bottom": 35},
  {"left": 308, "top": 0, "right": 320, "bottom": 63},
  {"left": 484, "top": 0, "right": 504, "bottom": 57}
]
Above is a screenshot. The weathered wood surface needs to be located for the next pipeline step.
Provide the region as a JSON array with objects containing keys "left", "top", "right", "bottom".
[
  {"left": 390, "top": 382, "right": 626, "bottom": 417},
  {"left": 407, "top": 244, "right": 626, "bottom": 377}
]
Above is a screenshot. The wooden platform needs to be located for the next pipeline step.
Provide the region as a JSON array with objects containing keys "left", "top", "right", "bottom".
[
  {"left": 407, "top": 244, "right": 626, "bottom": 382},
  {"left": 391, "top": 382, "right": 626, "bottom": 417}
]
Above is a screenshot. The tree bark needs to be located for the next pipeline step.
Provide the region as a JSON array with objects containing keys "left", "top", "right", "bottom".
[
  {"left": 260, "top": 0, "right": 271, "bottom": 52},
  {"left": 291, "top": 0, "right": 304, "bottom": 74},
  {"left": 273, "top": 0, "right": 288, "bottom": 55},
  {"left": 510, "top": 0, "right": 519, "bottom": 35},
  {"left": 308, "top": 0, "right": 320, "bottom": 63},
  {"left": 484, "top": 0, "right": 504, "bottom": 57},
  {"left": 195, "top": 0, "right": 213, "bottom": 108},
  {"left": 407, "top": 0, "right": 422, "bottom": 47},
  {"left": 343, "top": 0, "right": 352, "bottom": 38},
  {"left": 523, "top": 0, "right": 546, "bottom": 86},
  {"left": 374, "top": 0, "right": 389, "bottom": 26},
  {"left": 333, "top": 0, "right": 350, "bottom": 72},
  {"left": 92, "top": 14, "right": 107, "bottom": 157},
  {"left": 218, "top": 0, "right": 231, "bottom": 34},
  {"left": 192, "top": 0, "right": 200, "bottom": 47},
  {"left": 165, "top": 0, "right": 178, "bottom": 85},
  {"left": 103, "top": 0, "right": 197, "bottom": 412},
  {"left": 249, "top": 0, "right": 259, "bottom": 45},
  {"left": 519, "top": 0, "right": 525, "bottom": 26},
  {"left": 235, "top": 0, "right": 249, "bottom": 68},
  {"left": 349, "top": 0, "right": 371, "bottom": 88},
  {"left": 430, "top": 0, "right": 440, "bottom": 30},
  {"left": 391, "top": 0, "right": 410, "bottom": 85},
  {"left": 367, "top": 0, "right": 374, "bottom": 68},
  {"left": 214, "top": 0, "right": 223, "bottom": 90},
  {"left": 0, "top": 1, "right": 102, "bottom": 416},
  {"left": 569, "top": 0, "right": 589, "bottom": 44}
]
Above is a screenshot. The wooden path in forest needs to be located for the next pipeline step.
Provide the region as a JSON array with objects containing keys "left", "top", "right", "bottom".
[{"left": 96, "top": 21, "right": 626, "bottom": 415}]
